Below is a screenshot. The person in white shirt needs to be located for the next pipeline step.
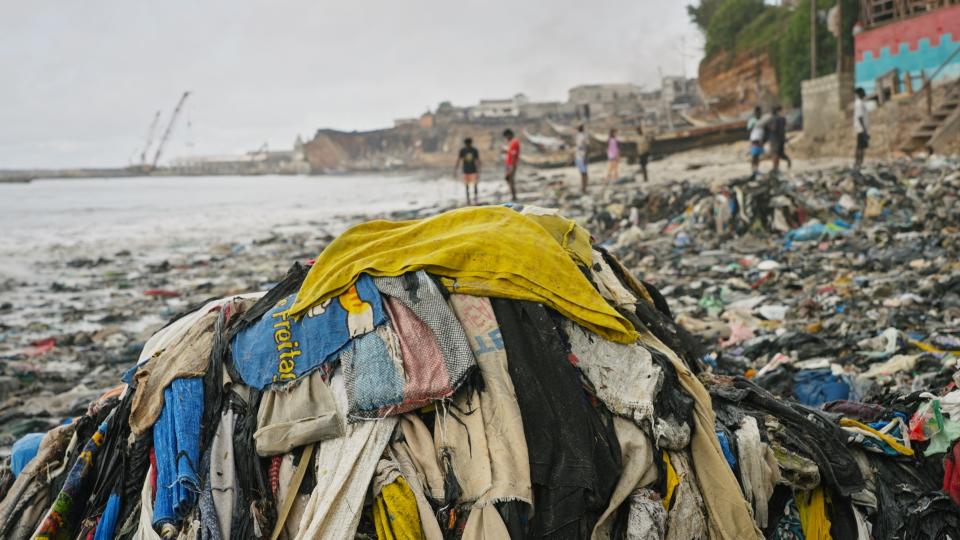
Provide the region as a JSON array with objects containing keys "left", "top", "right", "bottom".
[{"left": 854, "top": 87, "right": 870, "bottom": 171}]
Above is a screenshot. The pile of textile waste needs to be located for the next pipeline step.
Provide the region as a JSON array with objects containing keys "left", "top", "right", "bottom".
[{"left": 1, "top": 202, "right": 958, "bottom": 539}]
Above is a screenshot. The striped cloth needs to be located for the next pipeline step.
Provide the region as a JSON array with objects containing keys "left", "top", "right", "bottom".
[{"left": 342, "top": 271, "right": 475, "bottom": 420}]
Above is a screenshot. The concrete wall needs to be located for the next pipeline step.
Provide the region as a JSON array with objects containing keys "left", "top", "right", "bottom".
[
  {"left": 855, "top": 4, "right": 960, "bottom": 94},
  {"left": 802, "top": 72, "right": 855, "bottom": 139}
]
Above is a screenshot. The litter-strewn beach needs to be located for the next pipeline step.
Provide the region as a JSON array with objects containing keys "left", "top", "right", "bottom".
[{"left": 2, "top": 145, "right": 960, "bottom": 538}]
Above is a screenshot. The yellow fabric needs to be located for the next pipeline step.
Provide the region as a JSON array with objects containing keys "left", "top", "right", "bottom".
[
  {"left": 839, "top": 418, "right": 915, "bottom": 456},
  {"left": 290, "top": 206, "right": 638, "bottom": 343},
  {"left": 373, "top": 476, "right": 425, "bottom": 540},
  {"left": 521, "top": 211, "right": 594, "bottom": 267},
  {"left": 795, "top": 488, "right": 832, "bottom": 540},
  {"left": 663, "top": 451, "right": 679, "bottom": 511}
]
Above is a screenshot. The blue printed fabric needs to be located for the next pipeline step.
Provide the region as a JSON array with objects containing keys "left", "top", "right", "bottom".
[
  {"left": 232, "top": 274, "right": 386, "bottom": 389},
  {"left": 153, "top": 377, "right": 204, "bottom": 528}
]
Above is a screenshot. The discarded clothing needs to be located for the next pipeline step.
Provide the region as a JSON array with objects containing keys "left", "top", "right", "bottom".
[
  {"left": 34, "top": 417, "right": 112, "bottom": 540},
  {"left": 563, "top": 320, "right": 662, "bottom": 427},
  {"left": 341, "top": 326, "right": 407, "bottom": 417},
  {"left": 386, "top": 428, "right": 444, "bottom": 539},
  {"left": 735, "top": 415, "right": 780, "bottom": 528},
  {"left": 626, "top": 488, "right": 667, "bottom": 540},
  {"left": 448, "top": 294, "right": 531, "bottom": 506},
  {"left": 592, "top": 417, "right": 658, "bottom": 539},
  {"left": 518, "top": 204, "right": 594, "bottom": 268},
  {"left": 380, "top": 296, "right": 450, "bottom": 411},
  {"left": 360, "top": 271, "right": 475, "bottom": 417},
  {"left": 254, "top": 370, "right": 343, "bottom": 456},
  {"left": 152, "top": 377, "right": 203, "bottom": 528},
  {"left": 10, "top": 433, "right": 43, "bottom": 478},
  {"left": 0, "top": 423, "right": 75, "bottom": 540},
  {"left": 434, "top": 386, "right": 494, "bottom": 504},
  {"left": 664, "top": 451, "right": 707, "bottom": 540},
  {"left": 795, "top": 488, "right": 831, "bottom": 540},
  {"left": 232, "top": 275, "right": 386, "bottom": 389},
  {"left": 209, "top": 408, "right": 236, "bottom": 539},
  {"left": 92, "top": 493, "right": 121, "bottom": 540},
  {"left": 639, "top": 341, "right": 761, "bottom": 539},
  {"left": 793, "top": 369, "right": 850, "bottom": 406},
  {"left": 492, "top": 298, "right": 620, "bottom": 538},
  {"left": 130, "top": 309, "right": 217, "bottom": 436},
  {"left": 716, "top": 431, "right": 737, "bottom": 469},
  {"left": 288, "top": 205, "right": 638, "bottom": 343},
  {"left": 295, "top": 371, "right": 398, "bottom": 539},
  {"left": 372, "top": 476, "right": 425, "bottom": 540},
  {"left": 840, "top": 417, "right": 914, "bottom": 456}
]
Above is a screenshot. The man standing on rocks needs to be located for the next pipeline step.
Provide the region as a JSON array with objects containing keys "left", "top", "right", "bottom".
[
  {"left": 454, "top": 137, "right": 481, "bottom": 205},
  {"left": 575, "top": 124, "right": 589, "bottom": 193},
  {"left": 503, "top": 129, "right": 520, "bottom": 201},
  {"left": 854, "top": 87, "right": 870, "bottom": 171},
  {"left": 636, "top": 124, "right": 652, "bottom": 183},
  {"left": 769, "top": 105, "right": 790, "bottom": 173}
]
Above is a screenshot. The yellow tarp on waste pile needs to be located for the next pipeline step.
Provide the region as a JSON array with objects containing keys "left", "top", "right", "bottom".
[{"left": 290, "top": 206, "right": 639, "bottom": 344}]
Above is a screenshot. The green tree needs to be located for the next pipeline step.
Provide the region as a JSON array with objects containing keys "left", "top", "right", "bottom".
[
  {"left": 687, "top": 0, "right": 724, "bottom": 32},
  {"left": 777, "top": 0, "right": 857, "bottom": 105},
  {"left": 704, "top": 0, "right": 766, "bottom": 55}
]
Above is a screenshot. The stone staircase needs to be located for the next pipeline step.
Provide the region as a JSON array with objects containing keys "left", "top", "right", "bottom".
[{"left": 901, "top": 79, "right": 960, "bottom": 154}]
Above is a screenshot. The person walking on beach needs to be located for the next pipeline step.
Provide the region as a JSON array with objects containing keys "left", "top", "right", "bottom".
[
  {"left": 605, "top": 128, "right": 619, "bottom": 184},
  {"left": 768, "top": 105, "right": 791, "bottom": 173},
  {"left": 854, "top": 87, "right": 870, "bottom": 171},
  {"left": 636, "top": 124, "right": 652, "bottom": 183},
  {"left": 747, "top": 106, "right": 765, "bottom": 176},
  {"left": 575, "top": 124, "right": 589, "bottom": 193},
  {"left": 454, "top": 137, "right": 481, "bottom": 205},
  {"left": 502, "top": 129, "right": 520, "bottom": 201}
]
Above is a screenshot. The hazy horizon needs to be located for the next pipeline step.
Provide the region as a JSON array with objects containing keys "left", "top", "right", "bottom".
[{"left": 1, "top": 1, "right": 703, "bottom": 169}]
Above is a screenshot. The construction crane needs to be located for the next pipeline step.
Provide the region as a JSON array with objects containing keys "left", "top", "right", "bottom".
[
  {"left": 150, "top": 91, "right": 191, "bottom": 171},
  {"left": 139, "top": 110, "right": 162, "bottom": 168}
]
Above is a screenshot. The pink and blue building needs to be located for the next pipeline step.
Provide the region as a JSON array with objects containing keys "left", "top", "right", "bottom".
[{"left": 855, "top": 2, "right": 960, "bottom": 94}]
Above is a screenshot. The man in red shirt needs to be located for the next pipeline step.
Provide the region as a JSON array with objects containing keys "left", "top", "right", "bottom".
[{"left": 502, "top": 128, "right": 520, "bottom": 201}]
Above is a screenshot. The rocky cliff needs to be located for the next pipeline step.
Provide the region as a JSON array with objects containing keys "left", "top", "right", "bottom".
[{"left": 698, "top": 50, "right": 780, "bottom": 120}]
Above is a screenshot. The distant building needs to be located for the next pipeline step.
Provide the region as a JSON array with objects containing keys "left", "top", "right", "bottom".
[
  {"left": 855, "top": 0, "right": 960, "bottom": 96},
  {"left": 568, "top": 83, "right": 642, "bottom": 104},
  {"left": 660, "top": 76, "right": 701, "bottom": 108},
  {"left": 394, "top": 118, "right": 419, "bottom": 128},
  {"left": 518, "top": 100, "right": 578, "bottom": 119},
  {"left": 419, "top": 112, "right": 435, "bottom": 129},
  {"left": 567, "top": 83, "right": 645, "bottom": 119},
  {"left": 469, "top": 94, "right": 529, "bottom": 119}
]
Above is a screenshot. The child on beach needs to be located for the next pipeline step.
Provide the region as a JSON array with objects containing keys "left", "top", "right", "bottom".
[{"left": 503, "top": 129, "right": 520, "bottom": 201}]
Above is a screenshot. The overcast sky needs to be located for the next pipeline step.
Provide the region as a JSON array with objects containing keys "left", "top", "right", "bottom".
[{"left": 0, "top": 1, "right": 703, "bottom": 168}]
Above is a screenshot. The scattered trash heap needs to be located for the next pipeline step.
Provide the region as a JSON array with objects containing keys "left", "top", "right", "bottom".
[{"left": 2, "top": 157, "right": 960, "bottom": 540}]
